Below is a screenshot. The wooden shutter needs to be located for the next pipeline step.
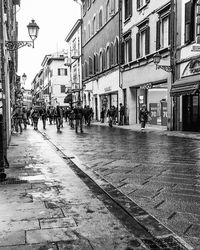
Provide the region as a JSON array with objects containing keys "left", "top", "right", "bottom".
[
  {"left": 145, "top": 26, "right": 150, "bottom": 55},
  {"left": 128, "top": 38, "right": 132, "bottom": 62},
  {"left": 136, "top": 32, "right": 140, "bottom": 58},
  {"left": 156, "top": 20, "right": 161, "bottom": 50},
  {"left": 185, "top": 1, "right": 192, "bottom": 43}
]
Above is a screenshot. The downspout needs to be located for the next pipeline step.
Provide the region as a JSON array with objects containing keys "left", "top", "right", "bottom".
[
  {"left": 169, "top": 0, "right": 176, "bottom": 130},
  {"left": 0, "top": 0, "right": 6, "bottom": 179}
]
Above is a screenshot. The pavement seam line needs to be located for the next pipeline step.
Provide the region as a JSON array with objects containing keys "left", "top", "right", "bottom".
[{"left": 38, "top": 130, "right": 194, "bottom": 250}]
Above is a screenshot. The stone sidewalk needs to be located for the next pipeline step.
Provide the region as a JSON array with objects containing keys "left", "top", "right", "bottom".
[
  {"left": 92, "top": 122, "right": 200, "bottom": 140},
  {"left": 0, "top": 129, "right": 151, "bottom": 250}
]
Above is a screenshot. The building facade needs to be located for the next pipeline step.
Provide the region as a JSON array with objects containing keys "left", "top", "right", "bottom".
[
  {"left": 171, "top": 0, "right": 200, "bottom": 132},
  {"left": 64, "top": 19, "right": 82, "bottom": 107},
  {"left": 0, "top": 0, "right": 19, "bottom": 169},
  {"left": 81, "top": 0, "right": 121, "bottom": 120},
  {"left": 121, "top": 0, "right": 172, "bottom": 128},
  {"left": 32, "top": 52, "right": 70, "bottom": 108}
]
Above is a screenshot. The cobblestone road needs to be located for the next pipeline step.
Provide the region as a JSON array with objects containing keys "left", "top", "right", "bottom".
[{"left": 39, "top": 121, "right": 200, "bottom": 249}]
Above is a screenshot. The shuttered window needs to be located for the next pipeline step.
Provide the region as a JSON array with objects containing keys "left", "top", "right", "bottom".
[
  {"left": 185, "top": 1, "right": 195, "bottom": 44},
  {"left": 122, "top": 31, "right": 132, "bottom": 64},
  {"left": 124, "top": 0, "right": 132, "bottom": 20},
  {"left": 136, "top": 26, "right": 150, "bottom": 58}
]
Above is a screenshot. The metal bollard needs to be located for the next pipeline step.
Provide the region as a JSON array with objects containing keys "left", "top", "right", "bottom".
[{"left": 0, "top": 114, "right": 6, "bottom": 180}]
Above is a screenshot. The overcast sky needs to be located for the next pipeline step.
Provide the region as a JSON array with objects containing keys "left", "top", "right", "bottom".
[{"left": 17, "top": 0, "right": 81, "bottom": 88}]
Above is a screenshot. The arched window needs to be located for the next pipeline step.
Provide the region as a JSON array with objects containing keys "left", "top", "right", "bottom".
[
  {"left": 84, "top": 61, "right": 88, "bottom": 78},
  {"left": 114, "top": 37, "right": 119, "bottom": 64},
  {"left": 89, "top": 57, "right": 93, "bottom": 76},
  {"left": 88, "top": 22, "right": 91, "bottom": 39},
  {"left": 106, "top": 46, "right": 110, "bottom": 69},
  {"left": 83, "top": 28, "right": 86, "bottom": 44},
  {"left": 92, "top": 15, "right": 96, "bottom": 35},
  {"left": 99, "top": 51, "right": 103, "bottom": 72},
  {"left": 110, "top": 43, "right": 114, "bottom": 66},
  {"left": 99, "top": 9, "right": 103, "bottom": 29}
]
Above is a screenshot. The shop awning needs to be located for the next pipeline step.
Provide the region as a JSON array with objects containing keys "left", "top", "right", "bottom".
[
  {"left": 170, "top": 75, "right": 200, "bottom": 97},
  {"left": 64, "top": 93, "right": 72, "bottom": 103}
]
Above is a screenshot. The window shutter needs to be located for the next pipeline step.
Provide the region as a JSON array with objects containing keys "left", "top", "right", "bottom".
[
  {"left": 145, "top": 26, "right": 150, "bottom": 55},
  {"left": 128, "top": 38, "right": 132, "bottom": 62},
  {"left": 121, "top": 42, "right": 125, "bottom": 64},
  {"left": 137, "top": 0, "right": 140, "bottom": 9},
  {"left": 136, "top": 32, "right": 140, "bottom": 58},
  {"left": 102, "top": 50, "right": 106, "bottom": 70},
  {"left": 185, "top": 1, "right": 192, "bottom": 43},
  {"left": 156, "top": 20, "right": 161, "bottom": 50}
]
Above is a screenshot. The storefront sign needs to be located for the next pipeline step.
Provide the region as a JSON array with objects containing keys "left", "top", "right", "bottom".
[
  {"left": 191, "top": 45, "right": 200, "bottom": 52},
  {"left": 140, "top": 83, "right": 152, "bottom": 89},
  {"left": 104, "top": 87, "right": 112, "bottom": 92}
]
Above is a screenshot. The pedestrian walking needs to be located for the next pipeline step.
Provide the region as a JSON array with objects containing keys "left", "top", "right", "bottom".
[
  {"left": 119, "top": 103, "right": 125, "bottom": 125},
  {"left": 31, "top": 107, "right": 40, "bottom": 130},
  {"left": 41, "top": 106, "right": 47, "bottom": 130},
  {"left": 74, "top": 102, "right": 84, "bottom": 133},
  {"left": 107, "top": 106, "right": 116, "bottom": 127},
  {"left": 22, "top": 107, "right": 28, "bottom": 129},
  {"left": 55, "top": 105, "right": 62, "bottom": 132},
  {"left": 12, "top": 105, "right": 23, "bottom": 133},
  {"left": 139, "top": 104, "right": 149, "bottom": 130},
  {"left": 100, "top": 108, "right": 105, "bottom": 123}
]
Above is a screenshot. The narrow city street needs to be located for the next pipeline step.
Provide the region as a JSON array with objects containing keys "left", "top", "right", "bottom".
[{"left": 38, "top": 120, "right": 200, "bottom": 249}]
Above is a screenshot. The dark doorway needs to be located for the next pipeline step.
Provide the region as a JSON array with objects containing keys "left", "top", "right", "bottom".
[{"left": 183, "top": 94, "right": 200, "bottom": 131}]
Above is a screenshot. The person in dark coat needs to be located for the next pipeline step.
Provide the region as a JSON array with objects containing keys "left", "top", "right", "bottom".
[
  {"left": 139, "top": 104, "right": 149, "bottom": 130},
  {"left": 74, "top": 102, "right": 84, "bottom": 133},
  {"left": 41, "top": 106, "right": 47, "bottom": 130},
  {"left": 119, "top": 103, "right": 125, "bottom": 126},
  {"left": 31, "top": 108, "right": 40, "bottom": 130}
]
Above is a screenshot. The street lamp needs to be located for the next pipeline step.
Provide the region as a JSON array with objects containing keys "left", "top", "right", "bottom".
[
  {"left": 153, "top": 52, "right": 173, "bottom": 72},
  {"left": 5, "top": 20, "right": 39, "bottom": 51},
  {"left": 22, "top": 73, "right": 27, "bottom": 85}
]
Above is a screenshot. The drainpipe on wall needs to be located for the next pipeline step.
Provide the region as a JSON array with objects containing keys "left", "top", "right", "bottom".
[
  {"left": 169, "top": 0, "right": 176, "bottom": 131},
  {"left": 0, "top": 0, "right": 6, "bottom": 180}
]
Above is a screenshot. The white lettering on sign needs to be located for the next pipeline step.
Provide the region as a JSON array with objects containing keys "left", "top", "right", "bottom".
[
  {"left": 104, "top": 87, "right": 112, "bottom": 92},
  {"left": 191, "top": 45, "right": 200, "bottom": 52}
]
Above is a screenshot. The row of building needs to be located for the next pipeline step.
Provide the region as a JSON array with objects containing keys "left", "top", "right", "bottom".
[{"left": 31, "top": 0, "right": 200, "bottom": 132}]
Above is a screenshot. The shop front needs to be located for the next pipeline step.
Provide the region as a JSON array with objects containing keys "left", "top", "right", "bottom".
[
  {"left": 136, "top": 81, "right": 168, "bottom": 126},
  {"left": 170, "top": 74, "right": 200, "bottom": 132}
]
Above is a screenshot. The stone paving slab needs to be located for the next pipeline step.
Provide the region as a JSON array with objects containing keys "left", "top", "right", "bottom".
[
  {"left": 26, "top": 228, "right": 78, "bottom": 244},
  {"left": 0, "top": 231, "right": 25, "bottom": 246}
]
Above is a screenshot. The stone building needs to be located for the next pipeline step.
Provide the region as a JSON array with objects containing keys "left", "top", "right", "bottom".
[
  {"left": 171, "top": 0, "right": 200, "bottom": 132},
  {"left": 121, "top": 0, "right": 172, "bottom": 128},
  {"left": 81, "top": 0, "right": 121, "bottom": 121},
  {"left": 0, "top": 0, "right": 19, "bottom": 168},
  {"left": 32, "top": 52, "right": 70, "bottom": 108},
  {"left": 64, "top": 19, "right": 82, "bottom": 107}
]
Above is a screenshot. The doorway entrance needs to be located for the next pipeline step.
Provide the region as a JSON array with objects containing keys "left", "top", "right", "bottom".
[{"left": 183, "top": 94, "right": 200, "bottom": 131}]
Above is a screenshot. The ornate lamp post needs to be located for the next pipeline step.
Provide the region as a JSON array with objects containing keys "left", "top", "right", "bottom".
[
  {"left": 5, "top": 19, "right": 39, "bottom": 51},
  {"left": 153, "top": 52, "right": 173, "bottom": 72}
]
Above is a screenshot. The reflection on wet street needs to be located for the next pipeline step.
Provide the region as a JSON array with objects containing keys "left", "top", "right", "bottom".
[{"left": 40, "top": 122, "right": 200, "bottom": 249}]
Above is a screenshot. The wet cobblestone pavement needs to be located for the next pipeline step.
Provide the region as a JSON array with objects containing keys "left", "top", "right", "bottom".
[
  {"left": 37, "top": 121, "right": 200, "bottom": 249},
  {"left": 3, "top": 129, "right": 152, "bottom": 250}
]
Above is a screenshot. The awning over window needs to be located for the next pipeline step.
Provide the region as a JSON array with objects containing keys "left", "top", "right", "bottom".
[
  {"left": 64, "top": 93, "right": 72, "bottom": 103},
  {"left": 170, "top": 75, "right": 200, "bottom": 97}
]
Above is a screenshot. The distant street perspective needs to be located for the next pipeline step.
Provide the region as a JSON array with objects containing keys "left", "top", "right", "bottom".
[{"left": 1, "top": 0, "right": 200, "bottom": 250}]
